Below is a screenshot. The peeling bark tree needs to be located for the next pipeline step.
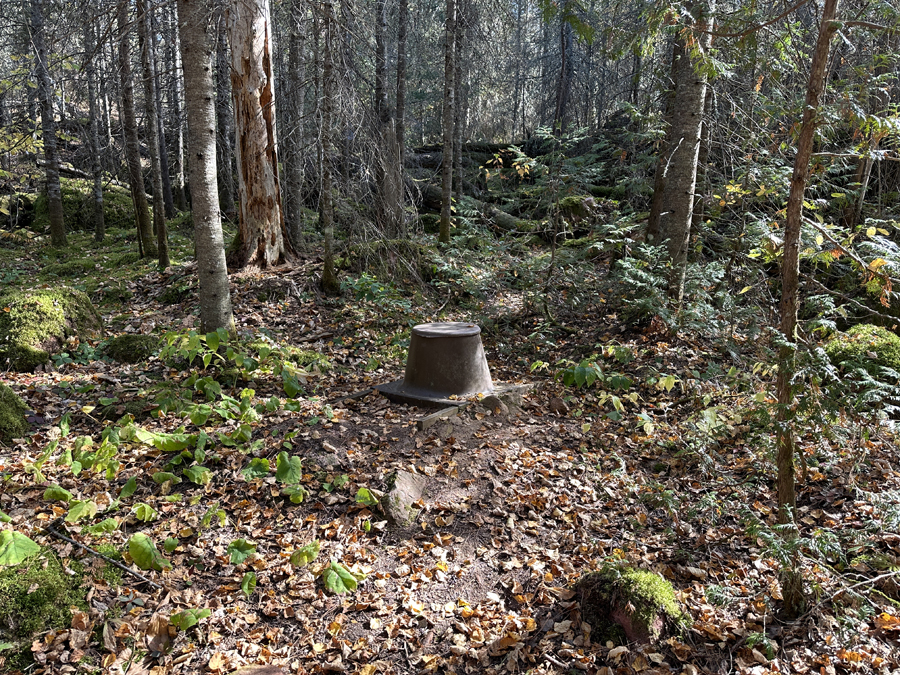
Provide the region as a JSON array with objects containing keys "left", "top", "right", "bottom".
[
  {"left": 30, "top": 0, "right": 66, "bottom": 247},
  {"left": 226, "top": 0, "right": 294, "bottom": 269},
  {"left": 776, "top": 0, "right": 840, "bottom": 619},
  {"left": 177, "top": 0, "right": 235, "bottom": 333},
  {"left": 645, "top": 1, "right": 714, "bottom": 303}
]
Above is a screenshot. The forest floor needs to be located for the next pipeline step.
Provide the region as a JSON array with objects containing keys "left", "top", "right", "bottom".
[{"left": 2, "top": 229, "right": 900, "bottom": 675}]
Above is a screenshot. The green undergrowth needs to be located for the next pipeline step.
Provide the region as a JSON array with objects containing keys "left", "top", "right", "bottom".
[
  {"left": 32, "top": 178, "right": 134, "bottom": 233},
  {"left": 826, "top": 324, "right": 900, "bottom": 376}
]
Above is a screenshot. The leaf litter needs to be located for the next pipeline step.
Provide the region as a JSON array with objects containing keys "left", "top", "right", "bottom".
[{"left": 1, "top": 256, "right": 900, "bottom": 675}]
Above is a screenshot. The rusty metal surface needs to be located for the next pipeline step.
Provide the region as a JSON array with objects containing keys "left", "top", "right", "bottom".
[{"left": 402, "top": 322, "right": 493, "bottom": 397}]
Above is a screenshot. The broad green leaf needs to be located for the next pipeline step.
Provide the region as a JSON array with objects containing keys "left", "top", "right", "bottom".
[
  {"left": 152, "top": 472, "right": 182, "bottom": 485},
  {"left": 323, "top": 561, "right": 359, "bottom": 594},
  {"left": 135, "top": 428, "right": 196, "bottom": 453},
  {"left": 205, "top": 331, "right": 220, "bottom": 352},
  {"left": 240, "top": 571, "right": 257, "bottom": 597},
  {"left": 242, "top": 457, "right": 271, "bottom": 480},
  {"left": 183, "top": 465, "right": 211, "bottom": 486},
  {"left": 0, "top": 530, "right": 41, "bottom": 566},
  {"left": 85, "top": 518, "right": 118, "bottom": 535},
  {"left": 119, "top": 476, "right": 138, "bottom": 499},
  {"left": 43, "top": 485, "right": 73, "bottom": 502},
  {"left": 227, "top": 538, "right": 256, "bottom": 565},
  {"left": 275, "top": 452, "right": 303, "bottom": 485},
  {"left": 281, "top": 485, "right": 306, "bottom": 503},
  {"left": 201, "top": 502, "right": 226, "bottom": 529},
  {"left": 0, "top": 510, "right": 10, "bottom": 523},
  {"left": 170, "top": 608, "right": 210, "bottom": 631},
  {"left": 128, "top": 533, "right": 171, "bottom": 571},
  {"left": 163, "top": 537, "right": 179, "bottom": 553},
  {"left": 290, "top": 540, "right": 320, "bottom": 567},
  {"left": 65, "top": 500, "right": 98, "bottom": 523},
  {"left": 133, "top": 502, "right": 158, "bottom": 522},
  {"left": 355, "top": 488, "right": 379, "bottom": 507},
  {"left": 188, "top": 405, "right": 212, "bottom": 426},
  {"left": 282, "top": 370, "right": 301, "bottom": 397},
  {"left": 99, "top": 397, "right": 118, "bottom": 406}
]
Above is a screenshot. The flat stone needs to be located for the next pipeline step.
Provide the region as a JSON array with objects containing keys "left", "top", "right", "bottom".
[
  {"left": 230, "top": 667, "right": 286, "bottom": 675},
  {"left": 480, "top": 395, "right": 509, "bottom": 416},
  {"left": 381, "top": 470, "right": 427, "bottom": 527}
]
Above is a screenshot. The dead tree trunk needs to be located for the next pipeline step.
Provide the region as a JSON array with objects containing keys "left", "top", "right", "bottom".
[{"left": 226, "top": 0, "right": 294, "bottom": 268}]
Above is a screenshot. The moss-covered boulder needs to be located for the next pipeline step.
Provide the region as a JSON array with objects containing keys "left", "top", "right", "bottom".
[
  {"left": 33, "top": 178, "right": 134, "bottom": 233},
  {"left": 0, "top": 549, "right": 85, "bottom": 641},
  {"left": 0, "top": 382, "right": 29, "bottom": 443},
  {"left": 0, "top": 287, "right": 103, "bottom": 371},
  {"left": 825, "top": 324, "right": 900, "bottom": 377},
  {"left": 103, "top": 334, "right": 159, "bottom": 364},
  {"left": 574, "top": 566, "right": 688, "bottom": 644}
]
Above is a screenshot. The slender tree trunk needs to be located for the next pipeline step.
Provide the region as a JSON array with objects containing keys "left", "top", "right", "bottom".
[
  {"left": 439, "top": 0, "right": 456, "bottom": 244},
  {"left": 396, "top": 0, "right": 408, "bottom": 169},
  {"left": 84, "top": 16, "right": 105, "bottom": 242},
  {"left": 138, "top": 0, "right": 170, "bottom": 268},
  {"left": 216, "top": 10, "right": 236, "bottom": 219},
  {"left": 452, "top": 5, "right": 464, "bottom": 200},
  {"left": 177, "top": 0, "right": 235, "bottom": 334},
  {"left": 776, "top": 0, "right": 840, "bottom": 620},
  {"left": 168, "top": 2, "right": 187, "bottom": 210},
  {"left": 283, "top": 0, "right": 306, "bottom": 247},
  {"left": 31, "top": 0, "right": 66, "bottom": 247},
  {"left": 553, "top": 19, "right": 573, "bottom": 133},
  {"left": 149, "top": 1, "right": 175, "bottom": 218},
  {"left": 226, "top": 0, "right": 294, "bottom": 268},
  {"left": 319, "top": 0, "right": 339, "bottom": 294},
  {"left": 645, "top": 1, "right": 714, "bottom": 303},
  {"left": 374, "top": 0, "right": 401, "bottom": 236},
  {"left": 117, "top": 1, "right": 157, "bottom": 257}
]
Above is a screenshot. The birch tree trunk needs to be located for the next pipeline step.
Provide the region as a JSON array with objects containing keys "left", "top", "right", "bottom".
[
  {"left": 31, "top": 0, "right": 66, "bottom": 247},
  {"left": 776, "top": 0, "right": 840, "bottom": 619},
  {"left": 117, "top": 0, "right": 157, "bottom": 257},
  {"left": 177, "top": 0, "right": 235, "bottom": 334},
  {"left": 439, "top": 0, "right": 457, "bottom": 244},
  {"left": 167, "top": 2, "right": 187, "bottom": 210},
  {"left": 226, "top": 0, "right": 294, "bottom": 268},
  {"left": 138, "top": 0, "right": 170, "bottom": 268}
]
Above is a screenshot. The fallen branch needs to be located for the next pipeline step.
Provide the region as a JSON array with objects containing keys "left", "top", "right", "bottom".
[{"left": 42, "top": 518, "right": 164, "bottom": 590}]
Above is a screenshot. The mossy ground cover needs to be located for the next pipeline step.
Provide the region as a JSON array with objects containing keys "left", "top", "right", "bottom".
[
  {"left": 0, "top": 382, "right": 29, "bottom": 443},
  {"left": 826, "top": 323, "right": 900, "bottom": 375}
]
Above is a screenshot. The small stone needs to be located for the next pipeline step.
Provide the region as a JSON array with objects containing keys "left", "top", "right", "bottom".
[
  {"left": 549, "top": 397, "right": 569, "bottom": 415},
  {"left": 480, "top": 395, "right": 509, "bottom": 417},
  {"left": 381, "top": 470, "right": 428, "bottom": 527}
]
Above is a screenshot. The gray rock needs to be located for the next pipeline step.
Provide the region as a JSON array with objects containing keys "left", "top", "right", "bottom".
[
  {"left": 381, "top": 470, "right": 427, "bottom": 527},
  {"left": 480, "top": 395, "right": 509, "bottom": 416}
]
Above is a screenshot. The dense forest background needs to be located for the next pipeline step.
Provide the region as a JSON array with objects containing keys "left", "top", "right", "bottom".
[{"left": 2, "top": 0, "right": 900, "bottom": 673}]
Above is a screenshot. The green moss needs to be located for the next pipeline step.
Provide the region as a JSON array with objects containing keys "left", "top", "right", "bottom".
[
  {"left": 825, "top": 324, "right": 900, "bottom": 376},
  {"left": 419, "top": 213, "right": 440, "bottom": 233},
  {"left": 44, "top": 257, "right": 98, "bottom": 278},
  {"left": 575, "top": 566, "right": 688, "bottom": 644},
  {"left": 107, "top": 251, "right": 142, "bottom": 267},
  {"left": 0, "top": 287, "right": 104, "bottom": 371},
  {"left": 0, "top": 382, "right": 29, "bottom": 443},
  {"left": 103, "top": 334, "right": 159, "bottom": 364},
  {"left": 168, "top": 211, "right": 193, "bottom": 232},
  {"left": 0, "top": 549, "right": 86, "bottom": 640}
]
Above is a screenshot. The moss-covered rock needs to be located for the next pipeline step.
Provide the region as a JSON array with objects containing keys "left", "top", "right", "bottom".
[
  {"left": 0, "top": 382, "right": 29, "bottom": 443},
  {"left": 825, "top": 324, "right": 900, "bottom": 377},
  {"left": 0, "top": 287, "right": 104, "bottom": 371},
  {"left": 574, "top": 566, "right": 688, "bottom": 644},
  {"left": 0, "top": 549, "right": 85, "bottom": 640},
  {"left": 33, "top": 178, "right": 134, "bottom": 233},
  {"left": 103, "top": 334, "right": 159, "bottom": 364}
]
